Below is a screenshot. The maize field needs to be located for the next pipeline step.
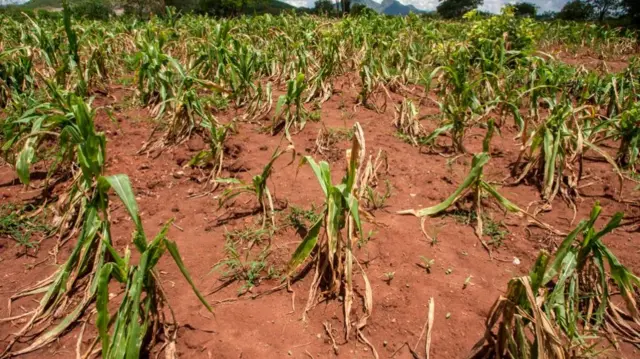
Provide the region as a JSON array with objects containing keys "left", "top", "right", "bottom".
[{"left": 1, "top": 5, "right": 640, "bottom": 359}]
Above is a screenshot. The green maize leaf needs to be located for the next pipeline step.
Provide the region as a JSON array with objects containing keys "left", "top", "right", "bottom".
[
  {"left": 326, "top": 187, "right": 342, "bottom": 258},
  {"left": 479, "top": 181, "right": 522, "bottom": 213},
  {"left": 300, "top": 156, "right": 330, "bottom": 196},
  {"left": 342, "top": 191, "right": 362, "bottom": 239},
  {"left": 102, "top": 238, "right": 126, "bottom": 271},
  {"left": 598, "top": 243, "right": 640, "bottom": 299},
  {"left": 542, "top": 128, "right": 558, "bottom": 197},
  {"left": 188, "top": 150, "right": 213, "bottom": 167},
  {"left": 482, "top": 118, "right": 495, "bottom": 153},
  {"left": 581, "top": 211, "right": 623, "bottom": 252},
  {"left": 287, "top": 217, "right": 323, "bottom": 275},
  {"left": 543, "top": 220, "right": 588, "bottom": 284},
  {"left": 399, "top": 153, "right": 489, "bottom": 217},
  {"left": 97, "top": 262, "right": 116, "bottom": 357},
  {"left": 166, "top": 239, "right": 213, "bottom": 312},
  {"left": 422, "top": 123, "right": 454, "bottom": 147},
  {"left": 99, "top": 175, "right": 145, "bottom": 250},
  {"left": 274, "top": 95, "right": 287, "bottom": 119},
  {"left": 529, "top": 251, "right": 550, "bottom": 292},
  {"left": 16, "top": 144, "right": 35, "bottom": 185}
]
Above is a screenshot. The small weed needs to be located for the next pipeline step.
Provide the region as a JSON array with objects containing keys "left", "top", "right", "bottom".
[
  {"left": 286, "top": 205, "right": 321, "bottom": 234},
  {"left": 358, "top": 229, "right": 376, "bottom": 248},
  {"left": 382, "top": 271, "right": 395, "bottom": 284},
  {"left": 115, "top": 76, "right": 134, "bottom": 86},
  {"left": 364, "top": 180, "right": 392, "bottom": 210},
  {"left": 213, "top": 239, "right": 275, "bottom": 295},
  {"left": 418, "top": 256, "right": 435, "bottom": 273},
  {"left": 484, "top": 218, "right": 508, "bottom": 248},
  {"left": 0, "top": 205, "right": 50, "bottom": 253},
  {"left": 309, "top": 110, "right": 322, "bottom": 122},
  {"left": 207, "top": 93, "right": 230, "bottom": 112},
  {"left": 445, "top": 268, "right": 453, "bottom": 275},
  {"left": 463, "top": 275, "right": 473, "bottom": 289},
  {"left": 394, "top": 132, "right": 433, "bottom": 147},
  {"left": 225, "top": 225, "right": 273, "bottom": 249},
  {"left": 448, "top": 209, "right": 509, "bottom": 248}
]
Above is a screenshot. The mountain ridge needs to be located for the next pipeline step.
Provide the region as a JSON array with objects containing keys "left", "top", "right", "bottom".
[{"left": 352, "top": 0, "right": 425, "bottom": 16}]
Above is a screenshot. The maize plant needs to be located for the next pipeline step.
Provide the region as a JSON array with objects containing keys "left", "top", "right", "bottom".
[
  {"left": 470, "top": 203, "right": 640, "bottom": 358},
  {"left": 287, "top": 123, "right": 376, "bottom": 355},
  {"left": 0, "top": 47, "right": 34, "bottom": 108},
  {"left": 428, "top": 47, "right": 493, "bottom": 153},
  {"left": 0, "top": 175, "right": 210, "bottom": 359},
  {"left": 217, "top": 146, "right": 293, "bottom": 228},
  {"left": 241, "top": 82, "right": 273, "bottom": 123},
  {"left": 400, "top": 152, "right": 523, "bottom": 253},
  {"left": 512, "top": 99, "right": 622, "bottom": 209},
  {"left": 614, "top": 105, "right": 640, "bottom": 169},
  {"left": 131, "top": 32, "right": 179, "bottom": 115},
  {"left": 272, "top": 73, "right": 308, "bottom": 141},
  {"left": 5, "top": 89, "right": 106, "bottom": 240},
  {"left": 187, "top": 118, "right": 232, "bottom": 191},
  {"left": 393, "top": 98, "right": 423, "bottom": 146}
]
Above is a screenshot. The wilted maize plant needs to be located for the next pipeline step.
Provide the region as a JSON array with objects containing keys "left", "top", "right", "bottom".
[
  {"left": 287, "top": 123, "right": 376, "bottom": 355},
  {"left": 469, "top": 203, "right": 640, "bottom": 359},
  {"left": 400, "top": 152, "right": 523, "bottom": 253}
]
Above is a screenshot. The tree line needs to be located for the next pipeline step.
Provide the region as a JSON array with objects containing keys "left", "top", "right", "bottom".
[
  {"left": 432, "top": 0, "right": 638, "bottom": 24},
  {"left": 3, "top": 0, "right": 638, "bottom": 26}
]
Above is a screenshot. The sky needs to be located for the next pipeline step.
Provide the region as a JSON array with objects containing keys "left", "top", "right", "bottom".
[{"left": 283, "top": 0, "right": 571, "bottom": 13}]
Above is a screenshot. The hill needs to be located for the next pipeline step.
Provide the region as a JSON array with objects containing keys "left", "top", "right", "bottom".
[{"left": 351, "top": 0, "right": 424, "bottom": 15}]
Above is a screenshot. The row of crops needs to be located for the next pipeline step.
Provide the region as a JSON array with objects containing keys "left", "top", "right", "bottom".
[{"left": 1, "top": 6, "right": 640, "bottom": 358}]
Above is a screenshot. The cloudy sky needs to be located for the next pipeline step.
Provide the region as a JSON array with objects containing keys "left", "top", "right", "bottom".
[{"left": 283, "top": 0, "right": 570, "bottom": 13}]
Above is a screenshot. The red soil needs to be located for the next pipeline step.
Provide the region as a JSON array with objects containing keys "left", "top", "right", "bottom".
[{"left": 1, "top": 82, "right": 640, "bottom": 359}]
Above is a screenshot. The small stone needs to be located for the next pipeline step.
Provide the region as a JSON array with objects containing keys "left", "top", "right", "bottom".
[
  {"left": 383, "top": 341, "right": 388, "bottom": 347},
  {"left": 445, "top": 312, "right": 451, "bottom": 319},
  {"left": 187, "top": 188, "right": 195, "bottom": 195},
  {"left": 391, "top": 318, "right": 396, "bottom": 323},
  {"left": 316, "top": 333, "right": 322, "bottom": 339},
  {"left": 512, "top": 257, "right": 521, "bottom": 265},
  {"left": 287, "top": 351, "right": 292, "bottom": 356},
  {"left": 173, "top": 171, "right": 185, "bottom": 179}
]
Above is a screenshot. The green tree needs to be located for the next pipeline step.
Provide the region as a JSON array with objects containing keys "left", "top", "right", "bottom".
[
  {"left": 511, "top": 2, "right": 537, "bottom": 17},
  {"left": 587, "top": 0, "right": 622, "bottom": 21},
  {"left": 350, "top": 3, "right": 375, "bottom": 15},
  {"left": 340, "top": 0, "right": 350, "bottom": 14},
  {"left": 557, "top": 0, "right": 593, "bottom": 20},
  {"left": 72, "top": 0, "right": 114, "bottom": 19},
  {"left": 197, "top": 0, "right": 267, "bottom": 16},
  {"left": 537, "top": 10, "right": 556, "bottom": 20},
  {"left": 122, "top": 0, "right": 165, "bottom": 17},
  {"left": 314, "top": 0, "right": 335, "bottom": 15},
  {"left": 621, "top": 0, "right": 640, "bottom": 25},
  {"left": 437, "top": 0, "right": 483, "bottom": 19}
]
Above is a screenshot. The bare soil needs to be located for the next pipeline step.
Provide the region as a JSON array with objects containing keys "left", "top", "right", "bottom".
[{"left": 1, "top": 78, "right": 640, "bottom": 359}]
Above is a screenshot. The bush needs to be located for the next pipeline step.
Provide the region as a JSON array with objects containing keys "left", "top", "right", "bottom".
[
  {"left": 467, "top": 7, "right": 536, "bottom": 55},
  {"left": 71, "top": 0, "right": 114, "bottom": 20},
  {"left": 557, "top": 0, "right": 593, "bottom": 21},
  {"left": 437, "top": 0, "right": 483, "bottom": 19}
]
